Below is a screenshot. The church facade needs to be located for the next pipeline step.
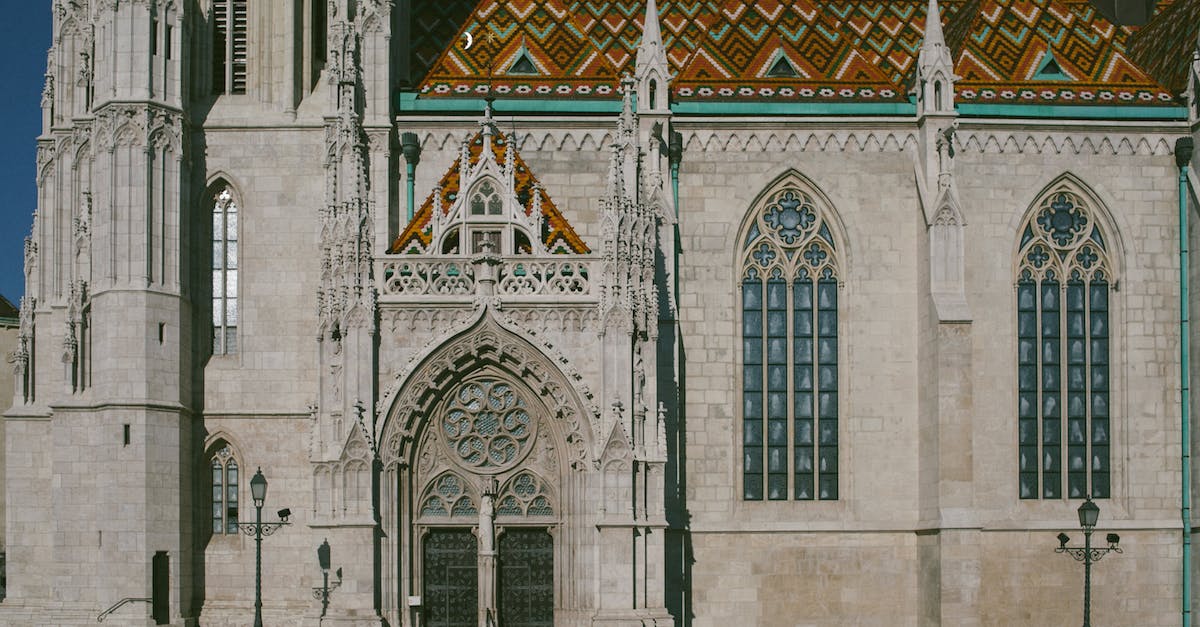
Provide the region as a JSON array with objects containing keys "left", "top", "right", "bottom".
[{"left": 5, "top": 0, "right": 1200, "bottom": 625}]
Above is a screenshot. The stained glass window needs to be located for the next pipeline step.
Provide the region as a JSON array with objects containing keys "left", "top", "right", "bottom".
[
  {"left": 1016, "top": 188, "right": 1111, "bottom": 500},
  {"left": 210, "top": 445, "right": 239, "bottom": 534},
  {"left": 212, "top": 187, "right": 238, "bottom": 355},
  {"left": 742, "top": 186, "right": 840, "bottom": 501}
]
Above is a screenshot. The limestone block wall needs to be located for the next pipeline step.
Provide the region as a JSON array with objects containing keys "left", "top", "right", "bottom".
[
  {"left": 197, "top": 121, "right": 324, "bottom": 415},
  {"left": 954, "top": 131, "right": 1183, "bottom": 524}
]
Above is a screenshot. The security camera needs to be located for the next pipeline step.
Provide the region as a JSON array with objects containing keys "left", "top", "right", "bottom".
[
  {"left": 1106, "top": 533, "right": 1120, "bottom": 545},
  {"left": 278, "top": 508, "right": 292, "bottom": 522},
  {"left": 1057, "top": 532, "right": 1070, "bottom": 548}
]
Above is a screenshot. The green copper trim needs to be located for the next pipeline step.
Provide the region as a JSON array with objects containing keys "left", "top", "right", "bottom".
[
  {"left": 958, "top": 103, "right": 1186, "bottom": 120},
  {"left": 397, "top": 93, "right": 1187, "bottom": 120}
]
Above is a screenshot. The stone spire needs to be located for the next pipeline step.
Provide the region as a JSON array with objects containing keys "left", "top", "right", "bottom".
[
  {"left": 634, "top": 0, "right": 670, "bottom": 112},
  {"left": 916, "top": 0, "right": 956, "bottom": 115}
]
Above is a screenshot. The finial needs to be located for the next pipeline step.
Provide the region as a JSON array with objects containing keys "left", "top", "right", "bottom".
[{"left": 923, "top": 0, "right": 946, "bottom": 52}]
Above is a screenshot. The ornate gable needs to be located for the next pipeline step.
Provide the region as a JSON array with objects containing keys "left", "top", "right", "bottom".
[{"left": 390, "top": 110, "right": 589, "bottom": 255}]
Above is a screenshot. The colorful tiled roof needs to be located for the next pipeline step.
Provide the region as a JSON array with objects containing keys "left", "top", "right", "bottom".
[
  {"left": 1126, "top": 0, "right": 1200, "bottom": 97},
  {"left": 413, "top": 0, "right": 1180, "bottom": 106},
  {"left": 390, "top": 128, "right": 590, "bottom": 255},
  {"left": 953, "top": 0, "right": 1175, "bottom": 106}
]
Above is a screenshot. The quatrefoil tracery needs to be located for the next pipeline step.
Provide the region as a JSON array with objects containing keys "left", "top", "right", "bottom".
[
  {"left": 743, "top": 187, "right": 839, "bottom": 281},
  {"left": 1017, "top": 189, "right": 1110, "bottom": 283}
]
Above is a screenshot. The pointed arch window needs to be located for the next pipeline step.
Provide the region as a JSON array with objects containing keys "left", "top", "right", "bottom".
[
  {"left": 741, "top": 186, "right": 840, "bottom": 501},
  {"left": 210, "top": 445, "right": 239, "bottom": 534},
  {"left": 212, "top": 0, "right": 248, "bottom": 94},
  {"left": 212, "top": 186, "right": 238, "bottom": 355},
  {"left": 1016, "top": 188, "right": 1112, "bottom": 500}
]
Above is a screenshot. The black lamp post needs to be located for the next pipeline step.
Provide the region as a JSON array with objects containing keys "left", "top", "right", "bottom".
[
  {"left": 312, "top": 538, "right": 343, "bottom": 617},
  {"left": 1055, "top": 495, "right": 1121, "bottom": 627},
  {"left": 239, "top": 468, "right": 291, "bottom": 627}
]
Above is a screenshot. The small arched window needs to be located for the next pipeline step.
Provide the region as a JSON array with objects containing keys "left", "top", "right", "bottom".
[
  {"left": 470, "top": 180, "right": 503, "bottom": 216},
  {"left": 741, "top": 184, "right": 841, "bottom": 501},
  {"left": 212, "top": 0, "right": 248, "bottom": 94},
  {"left": 210, "top": 444, "right": 240, "bottom": 534},
  {"left": 1016, "top": 185, "right": 1113, "bottom": 500},
  {"left": 212, "top": 186, "right": 239, "bottom": 355}
]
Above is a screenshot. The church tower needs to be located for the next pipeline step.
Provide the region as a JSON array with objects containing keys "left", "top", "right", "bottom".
[{"left": 8, "top": 0, "right": 193, "bottom": 620}]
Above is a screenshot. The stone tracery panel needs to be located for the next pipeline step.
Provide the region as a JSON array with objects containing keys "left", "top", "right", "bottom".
[{"left": 440, "top": 379, "right": 537, "bottom": 473}]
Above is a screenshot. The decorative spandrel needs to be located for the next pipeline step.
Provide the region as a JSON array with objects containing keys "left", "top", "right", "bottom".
[
  {"left": 1016, "top": 184, "right": 1112, "bottom": 501},
  {"left": 440, "top": 379, "right": 537, "bottom": 473}
]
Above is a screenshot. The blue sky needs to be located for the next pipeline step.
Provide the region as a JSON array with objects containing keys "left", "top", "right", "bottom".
[{"left": 0, "top": 4, "right": 52, "bottom": 305}]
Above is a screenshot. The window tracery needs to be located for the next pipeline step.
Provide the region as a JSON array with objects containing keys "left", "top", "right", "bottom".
[
  {"left": 212, "top": 186, "right": 238, "bottom": 355},
  {"left": 440, "top": 379, "right": 537, "bottom": 473},
  {"left": 210, "top": 444, "right": 239, "bottom": 534},
  {"left": 419, "top": 472, "right": 479, "bottom": 519},
  {"left": 1016, "top": 187, "right": 1112, "bottom": 500},
  {"left": 741, "top": 185, "right": 840, "bottom": 501},
  {"left": 496, "top": 471, "right": 555, "bottom": 518}
]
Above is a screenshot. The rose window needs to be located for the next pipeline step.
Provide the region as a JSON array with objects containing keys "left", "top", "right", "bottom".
[{"left": 441, "top": 379, "right": 536, "bottom": 473}]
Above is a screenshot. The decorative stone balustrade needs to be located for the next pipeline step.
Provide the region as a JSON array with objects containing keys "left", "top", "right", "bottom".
[{"left": 377, "top": 256, "right": 597, "bottom": 302}]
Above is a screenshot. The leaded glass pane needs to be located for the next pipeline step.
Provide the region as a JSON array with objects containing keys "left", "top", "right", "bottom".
[
  {"left": 743, "top": 421, "right": 762, "bottom": 446},
  {"left": 226, "top": 463, "right": 239, "bottom": 534},
  {"left": 211, "top": 462, "right": 223, "bottom": 534},
  {"left": 767, "top": 474, "right": 786, "bottom": 500},
  {"left": 743, "top": 281, "right": 762, "bottom": 309},
  {"left": 743, "top": 366, "right": 762, "bottom": 392},
  {"left": 226, "top": 212, "right": 238, "bottom": 239}
]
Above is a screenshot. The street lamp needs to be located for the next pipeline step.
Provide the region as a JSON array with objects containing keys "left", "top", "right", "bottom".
[
  {"left": 1055, "top": 495, "right": 1121, "bottom": 627},
  {"left": 312, "top": 538, "right": 343, "bottom": 617},
  {"left": 239, "top": 468, "right": 291, "bottom": 627}
]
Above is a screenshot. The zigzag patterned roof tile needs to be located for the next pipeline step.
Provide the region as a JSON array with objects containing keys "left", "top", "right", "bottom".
[
  {"left": 413, "top": 0, "right": 1180, "bottom": 106},
  {"left": 390, "top": 128, "right": 589, "bottom": 255},
  {"left": 1126, "top": 0, "right": 1200, "bottom": 97},
  {"left": 953, "top": 0, "right": 1175, "bottom": 106}
]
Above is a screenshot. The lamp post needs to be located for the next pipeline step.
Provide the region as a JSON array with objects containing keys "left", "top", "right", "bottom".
[
  {"left": 1055, "top": 495, "right": 1121, "bottom": 627},
  {"left": 312, "top": 538, "right": 342, "bottom": 617},
  {"left": 239, "top": 468, "right": 291, "bottom": 627}
]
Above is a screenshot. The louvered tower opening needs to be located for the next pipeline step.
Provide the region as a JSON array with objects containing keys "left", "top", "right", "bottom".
[{"left": 212, "top": 0, "right": 248, "bottom": 94}]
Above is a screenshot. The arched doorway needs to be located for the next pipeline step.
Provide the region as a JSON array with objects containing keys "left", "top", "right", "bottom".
[{"left": 408, "top": 374, "right": 563, "bottom": 627}]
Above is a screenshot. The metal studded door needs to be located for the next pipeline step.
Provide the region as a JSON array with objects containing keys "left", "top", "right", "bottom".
[
  {"left": 498, "top": 528, "right": 554, "bottom": 627},
  {"left": 423, "top": 529, "right": 478, "bottom": 627}
]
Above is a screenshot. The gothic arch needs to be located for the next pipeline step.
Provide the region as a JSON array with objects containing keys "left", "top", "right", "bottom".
[
  {"left": 733, "top": 169, "right": 853, "bottom": 275},
  {"left": 733, "top": 171, "right": 850, "bottom": 502},
  {"left": 380, "top": 308, "right": 593, "bottom": 625},
  {"left": 1012, "top": 173, "right": 1123, "bottom": 500},
  {"left": 378, "top": 307, "right": 596, "bottom": 472},
  {"left": 1009, "top": 172, "right": 1128, "bottom": 279}
]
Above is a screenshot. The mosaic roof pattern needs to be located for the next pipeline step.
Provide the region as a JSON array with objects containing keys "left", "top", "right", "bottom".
[
  {"left": 1126, "top": 0, "right": 1200, "bottom": 96},
  {"left": 390, "top": 129, "right": 589, "bottom": 255},
  {"left": 413, "top": 0, "right": 1180, "bottom": 106},
  {"left": 953, "top": 0, "right": 1175, "bottom": 105},
  {"left": 673, "top": 0, "right": 932, "bottom": 101}
]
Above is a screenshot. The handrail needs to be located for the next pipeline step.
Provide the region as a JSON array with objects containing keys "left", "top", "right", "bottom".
[{"left": 97, "top": 597, "right": 150, "bottom": 622}]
